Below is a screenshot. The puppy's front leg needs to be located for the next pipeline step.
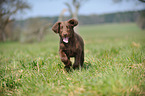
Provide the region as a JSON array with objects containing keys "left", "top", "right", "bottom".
[{"left": 59, "top": 49, "right": 72, "bottom": 68}]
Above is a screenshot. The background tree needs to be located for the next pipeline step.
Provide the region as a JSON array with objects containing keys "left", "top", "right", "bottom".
[
  {"left": 21, "top": 18, "right": 50, "bottom": 43},
  {"left": 65, "top": 0, "right": 87, "bottom": 20},
  {"left": 0, "top": 0, "right": 30, "bottom": 42},
  {"left": 58, "top": 8, "right": 67, "bottom": 21},
  {"left": 137, "top": 10, "right": 145, "bottom": 29}
]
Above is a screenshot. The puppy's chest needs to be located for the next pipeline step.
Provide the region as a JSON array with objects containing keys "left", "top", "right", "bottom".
[
  {"left": 60, "top": 43, "right": 76, "bottom": 57},
  {"left": 65, "top": 48, "right": 76, "bottom": 57}
]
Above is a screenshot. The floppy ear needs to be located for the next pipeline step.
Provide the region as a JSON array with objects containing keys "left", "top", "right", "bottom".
[
  {"left": 68, "top": 19, "right": 78, "bottom": 27},
  {"left": 52, "top": 22, "right": 61, "bottom": 33}
]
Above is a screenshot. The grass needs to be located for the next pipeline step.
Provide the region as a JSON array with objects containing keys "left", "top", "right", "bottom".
[{"left": 0, "top": 23, "right": 145, "bottom": 95}]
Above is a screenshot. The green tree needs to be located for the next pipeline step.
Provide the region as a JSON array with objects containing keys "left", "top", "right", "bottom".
[{"left": 113, "top": 0, "right": 145, "bottom": 30}]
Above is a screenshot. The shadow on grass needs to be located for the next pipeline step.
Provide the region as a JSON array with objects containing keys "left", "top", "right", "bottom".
[{"left": 83, "top": 61, "right": 92, "bottom": 70}]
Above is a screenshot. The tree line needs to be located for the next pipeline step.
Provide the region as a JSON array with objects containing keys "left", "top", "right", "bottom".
[{"left": 18, "top": 10, "right": 143, "bottom": 26}]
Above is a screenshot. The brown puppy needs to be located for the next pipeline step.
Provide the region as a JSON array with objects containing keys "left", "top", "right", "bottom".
[{"left": 52, "top": 19, "right": 84, "bottom": 69}]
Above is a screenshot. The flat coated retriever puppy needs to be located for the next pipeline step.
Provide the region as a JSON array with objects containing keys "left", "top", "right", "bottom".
[{"left": 52, "top": 19, "right": 84, "bottom": 69}]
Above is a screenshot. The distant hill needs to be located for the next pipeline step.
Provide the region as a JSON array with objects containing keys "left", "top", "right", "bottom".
[
  {"left": 17, "top": 10, "right": 144, "bottom": 26},
  {"left": 78, "top": 11, "right": 139, "bottom": 25}
]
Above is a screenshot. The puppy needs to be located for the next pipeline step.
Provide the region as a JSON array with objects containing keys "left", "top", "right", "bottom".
[{"left": 52, "top": 19, "right": 84, "bottom": 69}]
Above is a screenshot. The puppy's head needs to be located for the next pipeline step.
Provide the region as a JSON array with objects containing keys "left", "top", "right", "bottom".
[{"left": 52, "top": 19, "right": 78, "bottom": 43}]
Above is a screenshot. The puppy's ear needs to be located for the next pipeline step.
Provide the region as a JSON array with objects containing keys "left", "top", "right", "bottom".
[
  {"left": 68, "top": 19, "right": 78, "bottom": 27},
  {"left": 52, "top": 22, "right": 61, "bottom": 33}
]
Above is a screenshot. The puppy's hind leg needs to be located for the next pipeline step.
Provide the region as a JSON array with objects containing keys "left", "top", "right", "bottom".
[
  {"left": 80, "top": 51, "right": 84, "bottom": 67},
  {"left": 73, "top": 53, "right": 81, "bottom": 69}
]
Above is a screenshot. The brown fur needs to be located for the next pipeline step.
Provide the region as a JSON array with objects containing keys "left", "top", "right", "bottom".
[{"left": 52, "top": 19, "right": 84, "bottom": 69}]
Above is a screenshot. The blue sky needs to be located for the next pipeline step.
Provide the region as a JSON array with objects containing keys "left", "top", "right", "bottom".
[{"left": 20, "top": 0, "right": 145, "bottom": 19}]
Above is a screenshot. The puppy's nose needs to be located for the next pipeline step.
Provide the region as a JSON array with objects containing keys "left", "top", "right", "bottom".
[{"left": 63, "top": 33, "right": 67, "bottom": 37}]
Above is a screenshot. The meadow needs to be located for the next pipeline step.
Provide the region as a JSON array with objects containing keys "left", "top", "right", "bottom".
[{"left": 0, "top": 23, "right": 145, "bottom": 95}]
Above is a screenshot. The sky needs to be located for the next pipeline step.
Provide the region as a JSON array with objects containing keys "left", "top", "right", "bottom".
[{"left": 20, "top": 0, "right": 145, "bottom": 19}]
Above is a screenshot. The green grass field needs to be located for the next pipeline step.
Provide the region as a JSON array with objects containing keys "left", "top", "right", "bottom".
[{"left": 0, "top": 23, "right": 145, "bottom": 95}]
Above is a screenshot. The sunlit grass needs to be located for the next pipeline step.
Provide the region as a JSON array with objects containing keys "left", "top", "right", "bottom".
[{"left": 0, "top": 23, "right": 145, "bottom": 95}]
